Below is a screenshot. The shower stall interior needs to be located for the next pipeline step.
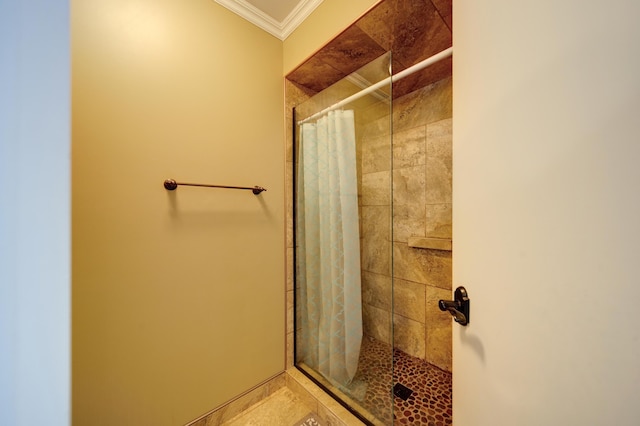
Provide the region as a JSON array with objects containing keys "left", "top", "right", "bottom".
[{"left": 293, "top": 47, "right": 453, "bottom": 425}]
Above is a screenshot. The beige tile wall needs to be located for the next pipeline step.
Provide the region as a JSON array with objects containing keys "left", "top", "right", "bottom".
[{"left": 359, "top": 76, "right": 453, "bottom": 372}]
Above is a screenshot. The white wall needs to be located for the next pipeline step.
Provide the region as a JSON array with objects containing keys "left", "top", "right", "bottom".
[
  {"left": 454, "top": 1, "right": 640, "bottom": 424},
  {"left": 0, "top": 1, "right": 70, "bottom": 425}
]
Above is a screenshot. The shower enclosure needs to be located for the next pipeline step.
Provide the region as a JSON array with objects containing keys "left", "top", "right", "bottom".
[
  {"left": 293, "top": 47, "right": 453, "bottom": 425},
  {"left": 294, "top": 53, "right": 395, "bottom": 424}
]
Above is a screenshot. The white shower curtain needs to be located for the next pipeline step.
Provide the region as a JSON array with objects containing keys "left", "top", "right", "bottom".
[{"left": 297, "top": 109, "right": 363, "bottom": 386}]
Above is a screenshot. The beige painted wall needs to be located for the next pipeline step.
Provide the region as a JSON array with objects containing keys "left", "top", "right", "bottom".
[
  {"left": 282, "top": 0, "right": 381, "bottom": 74},
  {"left": 72, "top": 1, "right": 284, "bottom": 424}
]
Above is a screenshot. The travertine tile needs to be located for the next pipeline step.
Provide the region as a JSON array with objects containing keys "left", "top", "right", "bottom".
[
  {"left": 286, "top": 290, "right": 294, "bottom": 338},
  {"left": 354, "top": 0, "right": 394, "bottom": 50},
  {"left": 425, "top": 286, "right": 452, "bottom": 328},
  {"left": 295, "top": 291, "right": 302, "bottom": 335},
  {"left": 426, "top": 323, "right": 453, "bottom": 372},
  {"left": 425, "top": 203, "right": 452, "bottom": 239},
  {"left": 430, "top": 0, "right": 453, "bottom": 31},
  {"left": 361, "top": 133, "right": 391, "bottom": 174},
  {"left": 314, "top": 25, "right": 387, "bottom": 76},
  {"left": 393, "top": 56, "right": 452, "bottom": 99},
  {"left": 392, "top": 166, "right": 426, "bottom": 242},
  {"left": 360, "top": 205, "right": 390, "bottom": 241},
  {"left": 287, "top": 369, "right": 367, "bottom": 425},
  {"left": 317, "top": 404, "right": 345, "bottom": 426},
  {"left": 393, "top": 243, "right": 452, "bottom": 289},
  {"left": 318, "top": 400, "right": 369, "bottom": 426},
  {"left": 347, "top": 53, "right": 392, "bottom": 97},
  {"left": 190, "top": 416, "right": 208, "bottom": 426},
  {"left": 285, "top": 80, "right": 312, "bottom": 163},
  {"left": 267, "top": 374, "right": 287, "bottom": 394},
  {"left": 427, "top": 328, "right": 452, "bottom": 372},
  {"left": 221, "top": 387, "right": 310, "bottom": 426},
  {"left": 360, "top": 101, "right": 391, "bottom": 128},
  {"left": 393, "top": 77, "right": 452, "bottom": 133},
  {"left": 392, "top": 125, "right": 426, "bottom": 169},
  {"left": 285, "top": 161, "right": 294, "bottom": 249},
  {"left": 294, "top": 293, "right": 304, "bottom": 345},
  {"left": 295, "top": 333, "right": 305, "bottom": 366},
  {"left": 425, "top": 76, "right": 453, "bottom": 125},
  {"left": 360, "top": 109, "right": 391, "bottom": 141},
  {"left": 285, "top": 109, "right": 293, "bottom": 164},
  {"left": 285, "top": 0, "right": 452, "bottom": 98},
  {"left": 408, "top": 236, "right": 452, "bottom": 251},
  {"left": 426, "top": 118, "right": 452, "bottom": 204},
  {"left": 425, "top": 159, "right": 451, "bottom": 204},
  {"left": 287, "top": 368, "right": 329, "bottom": 408},
  {"left": 286, "top": 331, "right": 294, "bottom": 369},
  {"left": 391, "top": 0, "right": 452, "bottom": 70},
  {"left": 299, "top": 77, "right": 373, "bottom": 119},
  {"left": 393, "top": 278, "right": 426, "bottom": 323},
  {"left": 284, "top": 373, "right": 318, "bottom": 414},
  {"left": 425, "top": 286, "right": 453, "bottom": 372},
  {"left": 393, "top": 313, "right": 426, "bottom": 359},
  {"left": 287, "top": 55, "right": 346, "bottom": 94},
  {"left": 361, "top": 171, "right": 390, "bottom": 206},
  {"left": 392, "top": 203, "right": 425, "bottom": 243},
  {"left": 361, "top": 237, "right": 391, "bottom": 276},
  {"left": 363, "top": 303, "right": 391, "bottom": 344},
  {"left": 197, "top": 376, "right": 285, "bottom": 425},
  {"left": 286, "top": 247, "right": 294, "bottom": 292},
  {"left": 426, "top": 117, "right": 452, "bottom": 140},
  {"left": 393, "top": 166, "right": 425, "bottom": 206},
  {"left": 362, "top": 271, "right": 392, "bottom": 311}
]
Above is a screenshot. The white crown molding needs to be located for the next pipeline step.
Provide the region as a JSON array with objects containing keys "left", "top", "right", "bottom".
[
  {"left": 214, "top": 0, "right": 323, "bottom": 40},
  {"left": 280, "top": 0, "right": 323, "bottom": 40}
]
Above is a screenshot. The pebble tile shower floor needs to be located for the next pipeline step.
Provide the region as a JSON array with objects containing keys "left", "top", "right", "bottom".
[{"left": 352, "top": 337, "right": 452, "bottom": 425}]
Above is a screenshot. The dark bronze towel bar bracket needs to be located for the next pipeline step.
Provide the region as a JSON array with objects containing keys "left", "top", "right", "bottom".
[{"left": 163, "top": 179, "right": 266, "bottom": 195}]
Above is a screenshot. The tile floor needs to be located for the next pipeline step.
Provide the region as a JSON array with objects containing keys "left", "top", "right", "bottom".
[
  {"left": 356, "top": 337, "right": 452, "bottom": 425},
  {"left": 194, "top": 369, "right": 365, "bottom": 426},
  {"left": 205, "top": 338, "right": 452, "bottom": 425},
  {"left": 220, "top": 387, "right": 315, "bottom": 426},
  {"left": 391, "top": 346, "right": 453, "bottom": 425}
]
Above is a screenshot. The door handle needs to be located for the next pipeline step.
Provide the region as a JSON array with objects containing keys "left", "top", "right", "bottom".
[{"left": 439, "top": 286, "right": 470, "bottom": 326}]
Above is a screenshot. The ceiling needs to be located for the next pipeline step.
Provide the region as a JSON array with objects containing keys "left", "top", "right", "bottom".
[{"left": 214, "top": 0, "right": 324, "bottom": 40}]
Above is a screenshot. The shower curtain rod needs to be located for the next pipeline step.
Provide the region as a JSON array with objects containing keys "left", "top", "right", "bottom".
[{"left": 297, "top": 46, "right": 453, "bottom": 125}]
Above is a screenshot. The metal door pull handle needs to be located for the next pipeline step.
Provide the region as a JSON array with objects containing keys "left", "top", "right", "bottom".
[{"left": 439, "top": 286, "right": 470, "bottom": 326}]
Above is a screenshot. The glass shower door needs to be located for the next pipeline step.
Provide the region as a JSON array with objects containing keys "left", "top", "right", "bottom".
[{"left": 293, "top": 52, "right": 394, "bottom": 425}]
